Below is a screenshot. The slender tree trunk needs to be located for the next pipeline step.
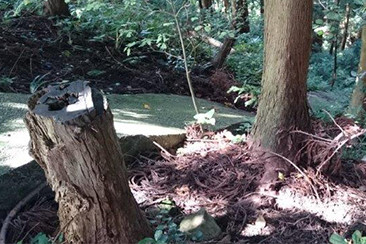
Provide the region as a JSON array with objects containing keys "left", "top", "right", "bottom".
[
  {"left": 237, "top": 0, "right": 250, "bottom": 34},
  {"left": 223, "top": 0, "right": 229, "bottom": 12},
  {"left": 43, "top": 0, "right": 70, "bottom": 16},
  {"left": 260, "top": 0, "right": 264, "bottom": 15},
  {"left": 24, "top": 81, "right": 152, "bottom": 244},
  {"left": 341, "top": 3, "right": 351, "bottom": 51},
  {"left": 251, "top": 0, "right": 312, "bottom": 181},
  {"left": 213, "top": 0, "right": 250, "bottom": 69},
  {"left": 348, "top": 26, "right": 366, "bottom": 123},
  {"left": 331, "top": 33, "right": 338, "bottom": 87},
  {"left": 329, "top": 0, "right": 340, "bottom": 55}
]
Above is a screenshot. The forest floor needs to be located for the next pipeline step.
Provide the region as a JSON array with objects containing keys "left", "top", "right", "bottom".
[{"left": 1, "top": 14, "right": 366, "bottom": 244}]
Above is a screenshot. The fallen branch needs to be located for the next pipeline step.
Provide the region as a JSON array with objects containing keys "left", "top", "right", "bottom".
[
  {"left": 317, "top": 129, "right": 366, "bottom": 173},
  {"left": 188, "top": 31, "right": 236, "bottom": 54}
]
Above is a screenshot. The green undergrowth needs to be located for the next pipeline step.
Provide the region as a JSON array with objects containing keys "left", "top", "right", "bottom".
[{"left": 1, "top": 0, "right": 362, "bottom": 122}]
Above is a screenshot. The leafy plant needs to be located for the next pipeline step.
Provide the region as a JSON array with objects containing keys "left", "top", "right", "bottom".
[
  {"left": 4, "top": 0, "right": 43, "bottom": 18},
  {"left": 342, "top": 135, "right": 366, "bottom": 160},
  {"left": 0, "top": 76, "right": 14, "bottom": 91},
  {"left": 330, "top": 230, "right": 366, "bottom": 244},
  {"left": 87, "top": 69, "right": 106, "bottom": 77},
  {"left": 139, "top": 201, "right": 186, "bottom": 244},
  {"left": 17, "top": 232, "right": 63, "bottom": 244},
  {"left": 194, "top": 109, "right": 215, "bottom": 126},
  {"left": 30, "top": 73, "right": 51, "bottom": 93},
  {"left": 0, "top": 0, "right": 13, "bottom": 11},
  {"left": 227, "top": 84, "right": 260, "bottom": 108}
]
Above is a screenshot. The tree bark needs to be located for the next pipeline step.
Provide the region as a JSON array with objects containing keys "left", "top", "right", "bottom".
[
  {"left": 348, "top": 26, "right": 366, "bottom": 123},
  {"left": 24, "top": 81, "right": 152, "bottom": 244},
  {"left": 200, "top": 0, "right": 212, "bottom": 8},
  {"left": 237, "top": 0, "right": 250, "bottom": 34},
  {"left": 213, "top": 0, "right": 250, "bottom": 69},
  {"left": 43, "top": 0, "right": 70, "bottom": 16},
  {"left": 223, "top": 0, "right": 229, "bottom": 12},
  {"left": 251, "top": 0, "right": 312, "bottom": 181},
  {"left": 331, "top": 33, "right": 338, "bottom": 87},
  {"left": 260, "top": 0, "right": 264, "bottom": 15},
  {"left": 340, "top": 3, "right": 351, "bottom": 51},
  {"left": 212, "top": 38, "right": 235, "bottom": 69}
]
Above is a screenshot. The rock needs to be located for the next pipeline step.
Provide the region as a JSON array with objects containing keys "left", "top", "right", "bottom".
[
  {"left": 362, "top": 155, "right": 366, "bottom": 163},
  {"left": 149, "top": 134, "right": 186, "bottom": 150},
  {"left": 179, "top": 208, "right": 222, "bottom": 241},
  {"left": 119, "top": 134, "right": 186, "bottom": 164},
  {"left": 119, "top": 135, "right": 158, "bottom": 164}
]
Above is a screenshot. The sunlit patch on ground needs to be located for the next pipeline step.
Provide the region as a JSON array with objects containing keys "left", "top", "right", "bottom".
[{"left": 128, "top": 122, "right": 366, "bottom": 243}]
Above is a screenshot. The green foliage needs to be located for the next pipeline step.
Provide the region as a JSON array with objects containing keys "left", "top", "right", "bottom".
[
  {"left": 313, "top": 0, "right": 364, "bottom": 48},
  {"left": 306, "top": 40, "right": 360, "bottom": 119},
  {"left": 17, "top": 232, "right": 63, "bottom": 244},
  {"left": 29, "top": 233, "right": 51, "bottom": 244},
  {"left": 3, "top": 0, "right": 43, "bottom": 18},
  {"left": 0, "top": 76, "right": 14, "bottom": 91},
  {"left": 30, "top": 73, "right": 51, "bottom": 93},
  {"left": 139, "top": 204, "right": 186, "bottom": 244},
  {"left": 308, "top": 90, "right": 350, "bottom": 121},
  {"left": 227, "top": 84, "right": 260, "bottom": 108},
  {"left": 0, "top": 0, "right": 13, "bottom": 11},
  {"left": 342, "top": 135, "right": 366, "bottom": 160},
  {"left": 87, "top": 69, "right": 106, "bottom": 77},
  {"left": 58, "top": 0, "right": 214, "bottom": 64},
  {"left": 330, "top": 230, "right": 366, "bottom": 244},
  {"left": 226, "top": 17, "right": 263, "bottom": 109}
]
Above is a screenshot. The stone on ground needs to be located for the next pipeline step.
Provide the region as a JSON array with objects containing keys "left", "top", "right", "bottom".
[{"left": 179, "top": 208, "right": 222, "bottom": 241}]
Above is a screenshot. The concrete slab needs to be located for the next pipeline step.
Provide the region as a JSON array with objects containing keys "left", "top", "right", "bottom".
[{"left": 0, "top": 92, "right": 253, "bottom": 174}]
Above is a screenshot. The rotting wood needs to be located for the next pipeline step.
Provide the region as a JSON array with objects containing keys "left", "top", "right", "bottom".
[{"left": 24, "top": 81, "right": 151, "bottom": 244}]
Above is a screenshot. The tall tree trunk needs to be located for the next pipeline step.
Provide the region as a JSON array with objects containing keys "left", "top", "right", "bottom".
[
  {"left": 260, "top": 0, "right": 264, "bottom": 15},
  {"left": 348, "top": 26, "right": 366, "bottom": 123},
  {"left": 223, "top": 0, "right": 229, "bottom": 12},
  {"left": 43, "top": 0, "right": 70, "bottom": 16},
  {"left": 329, "top": 0, "right": 340, "bottom": 55},
  {"left": 213, "top": 0, "right": 250, "bottom": 69},
  {"left": 331, "top": 33, "right": 338, "bottom": 87},
  {"left": 251, "top": 0, "right": 312, "bottom": 182},
  {"left": 237, "top": 0, "right": 250, "bottom": 34},
  {"left": 24, "top": 81, "right": 152, "bottom": 243},
  {"left": 200, "top": 0, "right": 212, "bottom": 8},
  {"left": 341, "top": 3, "right": 351, "bottom": 51}
]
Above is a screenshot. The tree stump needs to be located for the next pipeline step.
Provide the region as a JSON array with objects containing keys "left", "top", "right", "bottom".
[{"left": 24, "top": 81, "right": 151, "bottom": 244}]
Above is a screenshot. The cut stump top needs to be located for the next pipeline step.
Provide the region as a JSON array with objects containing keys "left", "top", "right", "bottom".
[{"left": 31, "top": 81, "right": 105, "bottom": 124}]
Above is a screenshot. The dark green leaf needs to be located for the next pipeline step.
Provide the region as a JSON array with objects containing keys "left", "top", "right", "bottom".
[{"left": 329, "top": 233, "right": 347, "bottom": 244}]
